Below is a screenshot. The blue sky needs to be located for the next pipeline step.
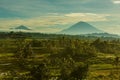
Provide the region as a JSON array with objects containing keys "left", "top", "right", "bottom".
[{"left": 0, "top": 0, "right": 120, "bottom": 34}]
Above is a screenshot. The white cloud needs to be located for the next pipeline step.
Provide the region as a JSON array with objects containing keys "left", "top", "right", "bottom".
[
  {"left": 65, "top": 13, "right": 86, "bottom": 17},
  {"left": 65, "top": 13, "right": 109, "bottom": 22},
  {"left": 113, "top": 0, "right": 120, "bottom": 4},
  {"left": 65, "top": 13, "right": 100, "bottom": 17}
]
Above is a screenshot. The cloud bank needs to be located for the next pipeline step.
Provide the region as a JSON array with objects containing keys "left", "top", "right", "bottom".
[{"left": 0, "top": 13, "right": 109, "bottom": 27}]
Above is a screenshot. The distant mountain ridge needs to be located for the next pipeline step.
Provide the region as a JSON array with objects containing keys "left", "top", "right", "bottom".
[
  {"left": 60, "top": 21, "right": 104, "bottom": 35},
  {"left": 83, "top": 33, "right": 120, "bottom": 38}
]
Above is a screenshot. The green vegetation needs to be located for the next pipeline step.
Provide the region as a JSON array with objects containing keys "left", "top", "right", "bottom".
[{"left": 0, "top": 32, "right": 120, "bottom": 80}]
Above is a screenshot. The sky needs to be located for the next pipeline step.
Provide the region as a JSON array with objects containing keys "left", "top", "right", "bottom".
[{"left": 0, "top": 0, "right": 120, "bottom": 34}]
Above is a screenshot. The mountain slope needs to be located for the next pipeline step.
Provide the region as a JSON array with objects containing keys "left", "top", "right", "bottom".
[
  {"left": 10, "top": 25, "right": 31, "bottom": 31},
  {"left": 15, "top": 25, "right": 31, "bottom": 30},
  {"left": 60, "top": 21, "right": 104, "bottom": 35}
]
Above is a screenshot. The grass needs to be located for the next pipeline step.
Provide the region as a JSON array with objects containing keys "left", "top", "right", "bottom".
[
  {"left": 0, "top": 53, "right": 14, "bottom": 57},
  {"left": 0, "top": 52, "right": 120, "bottom": 80},
  {"left": 91, "top": 64, "right": 113, "bottom": 70},
  {"left": 97, "top": 53, "right": 115, "bottom": 58}
]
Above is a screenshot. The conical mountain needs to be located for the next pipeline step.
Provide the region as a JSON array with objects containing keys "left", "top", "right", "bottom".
[
  {"left": 60, "top": 21, "right": 104, "bottom": 35},
  {"left": 14, "top": 25, "right": 31, "bottom": 30}
]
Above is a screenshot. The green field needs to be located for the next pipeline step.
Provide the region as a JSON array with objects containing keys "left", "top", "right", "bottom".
[{"left": 0, "top": 35, "right": 120, "bottom": 80}]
